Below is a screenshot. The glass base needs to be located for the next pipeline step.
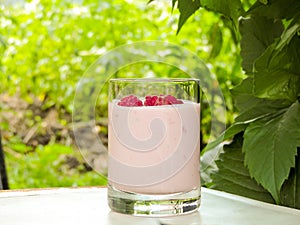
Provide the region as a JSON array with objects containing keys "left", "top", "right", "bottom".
[{"left": 107, "top": 185, "right": 201, "bottom": 216}]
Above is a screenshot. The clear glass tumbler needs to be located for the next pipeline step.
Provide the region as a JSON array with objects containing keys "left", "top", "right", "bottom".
[{"left": 107, "top": 78, "right": 201, "bottom": 216}]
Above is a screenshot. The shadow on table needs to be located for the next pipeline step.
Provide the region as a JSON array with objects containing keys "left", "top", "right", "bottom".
[{"left": 108, "top": 211, "right": 202, "bottom": 225}]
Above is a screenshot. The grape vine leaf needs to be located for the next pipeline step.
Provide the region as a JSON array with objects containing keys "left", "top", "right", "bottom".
[
  {"left": 200, "top": 0, "right": 244, "bottom": 42},
  {"left": 200, "top": 0, "right": 244, "bottom": 24},
  {"left": 176, "top": 0, "right": 200, "bottom": 34},
  {"left": 269, "top": 16, "right": 300, "bottom": 76},
  {"left": 211, "top": 133, "right": 275, "bottom": 203},
  {"left": 239, "top": 16, "right": 283, "bottom": 73},
  {"left": 280, "top": 148, "right": 300, "bottom": 209},
  {"left": 207, "top": 77, "right": 293, "bottom": 153},
  {"left": 149, "top": 0, "right": 200, "bottom": 33},
  {"left": 253, "top": 34, "right": 300, "bottom": 100},
  {"left": 204, "top": 122, "right": 248, "bottom": 151},
  {"left": 231, "top": 78, "right": 257, "bottom": 113},
  {"left": 259, "top": 0, "right": 268, "bottom": 5},
  {"left": 247, "top": 0, "right": 300, "bottom": 20},
  {"left": 243, "top": 102, "right": 300, "bottom": 203},
  {"left": 231, "top": 77, "right": 292, "bottom": 122},
  {"left": 208, "top": 24, "right": 223, "bottom": 59},
  {"left": 275, "top": 16, "right": 300, "bottom": 52},
  {"left": 253, "top": 69, "right": 300, "bottom": 101},
  {"left": 174, "top": 0, "right": 244, "bottom": 37},
  {"left": 172, "top": 0, "right": 177, "bottom": 9}
]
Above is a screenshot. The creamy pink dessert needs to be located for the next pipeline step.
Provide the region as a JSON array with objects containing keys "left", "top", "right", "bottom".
[{"left": 108, "top": 95, "right": 200, "bottom": 194}]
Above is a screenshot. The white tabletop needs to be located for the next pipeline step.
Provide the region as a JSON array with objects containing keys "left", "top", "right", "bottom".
[{"left": 0, "top": 187, "right": 299, "bottom": 225}]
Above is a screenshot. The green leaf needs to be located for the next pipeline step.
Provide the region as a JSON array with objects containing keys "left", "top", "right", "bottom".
[
  {"left": 253, "top": 34, "right": 300, "bottom": 100},
  {"left": 253, "top": 69, "right": 300, "bottom": 100},
  {"left": 172, "top": 0, "right": 177, "bottom": 9},
  {"left": 200, "top": 0, "right": 244, "bottom": 23},
  {"left": 177, "top": 0, "right": 200, "bottom": 34},
  {"left": 268, "top": 17, "right": 300, "bottom": 76},
  {"left": 259, "top": 0, "right": 268, "bottom": 5},
  {"left": 234, "top": 98, "right": 292, "bottom": 123},
  {"left": 243, "top": 102, "right": 300, "bottom": 203},
  {"left": 231, "top": 77, "right": 256, "bottom": 112},
  {"left": 247, "top": 0, "right": 300, "bottom": 20},
  {"left": 208, "top": 23, "right": 223, "bottom": 59},
  {"left": 239, "top": 16, "right": 283, "bottom": 73},
  {"left": 231, "top": 77, "right": 292, "bottom": 121},
  {"left": 275, "top": 17, "right": 300, "bottom": 52},
  {"left": 9, "top": 142, "right": 32, "bottom": 154},
  {"left": 270, "top": 38, "right": 300, "bottom": 75},
  {"left": 211, "top": 133, "right": 275, "bottom": 203},
  {"left": 200, "top": 0, "right": 244, "bottom": 41},
  {"left": 204, "top": 122, "right": 248, "bottom": 151},
  {"left": 280, "top": 148, "right": 300, "bottom": 209}
]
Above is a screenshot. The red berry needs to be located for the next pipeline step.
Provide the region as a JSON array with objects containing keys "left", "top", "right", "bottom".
[
  {"left": 164, "top": 95, "right": 183, "bottom": 104},
  {"left": 144, "top": 95, "right": 183, "bottom": 106},
  {"left": 144, "top": 95, "right": 157, "bottom": 106},
  {"left": 118, "top": 95, "right": 143, "bottom": 106}
]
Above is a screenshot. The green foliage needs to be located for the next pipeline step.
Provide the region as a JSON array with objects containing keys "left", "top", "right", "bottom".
[
  {"left": 172, "top": 0, "right": 244, "bottom": 42},
  {"left": 243, "top": 103, "right": 300, "bottom": 202},
  {"left": 212, "top": 133, "right": 275, "bottom": 203},
  {"left": 1, "top": 0, "right": 242, "bottom": 188},
  {"left": 239, "top": 16, "right": 283, "bottom": 73},
  {"left": 176, "top": 0, "right": 200, "bottom": 34},
  {"left": 6, "top": 143, "right": 106, "bottom": 188},
  {"left": 162, "top": 0, "right": 300, "bottom": 208},
  {"left": 233, "top": 1, "right": 300, "bottom": 206},
  {"left": 247, "top": 0, "right": 300, "bottom": 19},
  {"left": 1, "top": 0, "right": 240, "bottom": 118},
  {"left": 280, "top": 148, "right": 300, "bottom": 208}
]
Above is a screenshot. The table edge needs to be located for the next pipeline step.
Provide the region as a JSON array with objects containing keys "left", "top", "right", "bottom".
[{"left": 1, "top": 186, "right": 299, "bottom": 215}]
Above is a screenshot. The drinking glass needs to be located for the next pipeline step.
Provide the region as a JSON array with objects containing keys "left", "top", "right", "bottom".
[{"left": 107, "top": 78, "right": 201, "bottom": 216}]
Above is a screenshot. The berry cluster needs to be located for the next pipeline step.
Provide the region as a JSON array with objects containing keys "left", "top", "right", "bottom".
[
  {"left": 117, "top": 94, "right": 183, "bottom": 107},
  {"left": 144, "top": 95, "right": 183, "bottom": 106},
  {"left": 117, "top": 95, "right": 143, "bottom": 106}
]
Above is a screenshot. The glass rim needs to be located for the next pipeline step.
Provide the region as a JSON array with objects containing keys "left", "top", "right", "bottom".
[{"left": 109, "top": 78, "right": 200, "bottom": 83}]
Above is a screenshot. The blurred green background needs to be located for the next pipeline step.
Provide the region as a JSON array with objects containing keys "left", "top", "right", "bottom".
[{"left": 0, "top": 0, "right": 242, "bottom": 189}]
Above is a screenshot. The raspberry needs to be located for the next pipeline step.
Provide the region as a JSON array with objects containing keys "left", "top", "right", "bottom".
[
  {"left": 144, "top": 95, "right": 183, "bottom": 106},
  {"left": 144, "top": 95, "right": 158, "bottom": 106},
  {"left": 164, "top": 95, "right": 183, "bottom": 104},
  {"left": 118, "top": 95, "right": 143, "bottom": 106}
]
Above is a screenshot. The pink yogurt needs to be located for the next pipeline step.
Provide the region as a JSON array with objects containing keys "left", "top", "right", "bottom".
[{"left": 108, "top": 100, "right": 200, "bottom": 194}]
